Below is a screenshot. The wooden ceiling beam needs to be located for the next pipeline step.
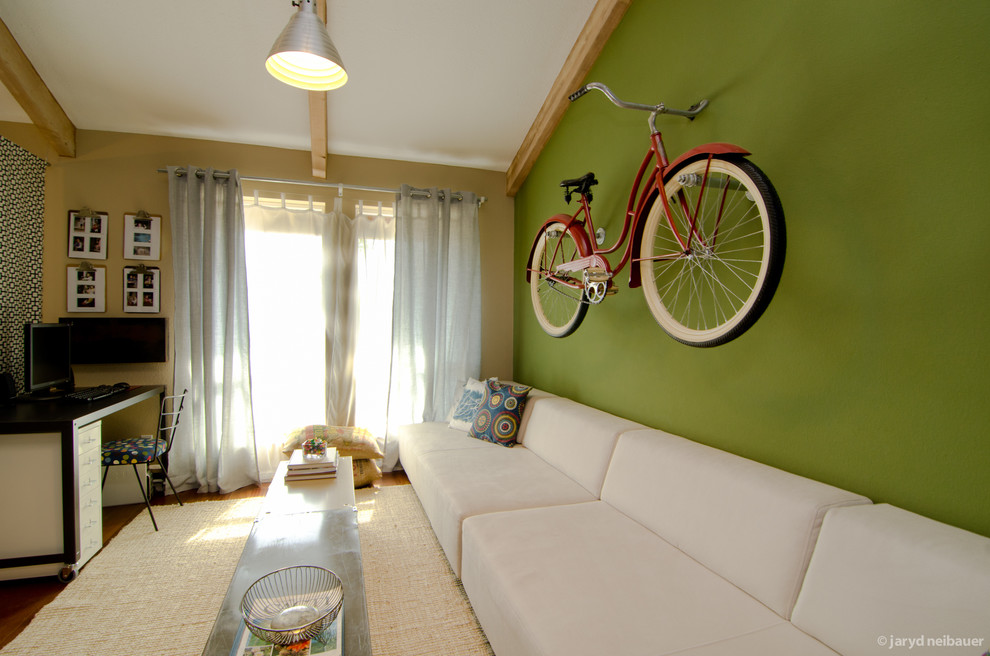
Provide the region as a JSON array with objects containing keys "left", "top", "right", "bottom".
[
  {"left": 0, "top": 16, "right": 76, "bottom": 158},
  {"left": 309, "top": 0, "right": 329, "bottom": 178},
  {"left": 505, "top": 0, "right": 630, "bottom": 197}
]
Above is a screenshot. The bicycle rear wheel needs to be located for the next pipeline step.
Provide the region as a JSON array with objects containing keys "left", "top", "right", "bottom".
[
  {"left": 530, "top": 221, "right": 589, "bottom": 337},
  {"left": 640, "top": 156, "right": 785, "bottom": 347}
]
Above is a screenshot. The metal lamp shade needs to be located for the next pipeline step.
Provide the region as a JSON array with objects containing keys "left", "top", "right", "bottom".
[{"left": 266, "top": 0, "right": 348, "bottom": 91}]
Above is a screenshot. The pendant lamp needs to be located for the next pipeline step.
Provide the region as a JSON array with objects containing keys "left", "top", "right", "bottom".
[{"left": 266, "top": 0, "right": 348, "bottom": 91}]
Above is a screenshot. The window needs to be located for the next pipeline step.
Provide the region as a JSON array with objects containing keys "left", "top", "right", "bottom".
[{"left": 243, "top": 192, "right": 395, "bottom": 479}]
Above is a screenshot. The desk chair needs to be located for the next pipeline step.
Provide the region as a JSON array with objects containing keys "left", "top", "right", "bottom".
[{"left": 101, "top": 389, "right": 187, "bottom": 531}]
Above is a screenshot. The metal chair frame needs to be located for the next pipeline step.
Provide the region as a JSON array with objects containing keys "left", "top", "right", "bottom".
[{"left": 101, "top": 389, "right": 187, "bottom": 531}]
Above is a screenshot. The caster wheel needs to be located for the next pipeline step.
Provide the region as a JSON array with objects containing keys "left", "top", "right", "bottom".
[{"left": 57, "top": 566, "right": 77, "bottom": 583}]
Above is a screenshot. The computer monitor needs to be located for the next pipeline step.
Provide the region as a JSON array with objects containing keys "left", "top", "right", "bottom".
[{"left": 24, "top": 322, "right": 73, "bottom": 396}]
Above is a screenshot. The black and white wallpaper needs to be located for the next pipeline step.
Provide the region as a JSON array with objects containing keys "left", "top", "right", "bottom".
[{"left": 0, "top": 136, "right": 47, "bottom": 393}]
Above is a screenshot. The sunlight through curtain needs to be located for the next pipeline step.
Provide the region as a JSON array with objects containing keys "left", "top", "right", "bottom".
[
  {"left": 244, "top": 195, "right": 328, "bottom": 480},
  {"left": 244, "top": 196, "right": 395, "bottom": 480}
]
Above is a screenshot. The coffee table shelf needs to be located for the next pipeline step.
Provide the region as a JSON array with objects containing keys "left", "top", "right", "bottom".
[{"left": 202, "top": 457, "right": 371, "bottom": 656}]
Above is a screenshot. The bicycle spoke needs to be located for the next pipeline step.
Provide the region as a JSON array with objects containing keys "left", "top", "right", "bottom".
[{"left": 641, "top": 157, "right": 784, "bottom": 345}]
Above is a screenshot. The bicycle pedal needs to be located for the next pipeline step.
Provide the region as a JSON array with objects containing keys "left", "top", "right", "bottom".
[{"left": 584, "top": 267, "right": 611, "bottom": 283}]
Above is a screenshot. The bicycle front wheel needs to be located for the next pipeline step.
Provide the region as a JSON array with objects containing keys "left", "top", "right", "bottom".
[
  {"left": 530, "top": 221, "right": 589, "bottom": 337},
  {"left": 640, "top": 156, "right": 785, "bottom": 347}
]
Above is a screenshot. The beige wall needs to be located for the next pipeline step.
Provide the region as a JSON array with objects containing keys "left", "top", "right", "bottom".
[{"left": 1, "top": 122, "right": 514, "bottom": 393}]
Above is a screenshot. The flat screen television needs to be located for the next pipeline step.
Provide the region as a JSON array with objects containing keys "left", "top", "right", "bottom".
[
  {"left": 24, "top": 322, "right": 73, "bottom": 395},
  {"left": 58, "top": 317, "right": 167, "bottom": 364}
]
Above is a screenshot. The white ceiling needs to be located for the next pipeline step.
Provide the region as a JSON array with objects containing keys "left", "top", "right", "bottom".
[{"left": 0, "top": 0, "right": 598, "bottom": 172}]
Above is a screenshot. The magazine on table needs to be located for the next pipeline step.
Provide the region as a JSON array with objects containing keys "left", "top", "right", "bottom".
[{"left": 230, "top": 608, "right": 342, "bottom": 656}]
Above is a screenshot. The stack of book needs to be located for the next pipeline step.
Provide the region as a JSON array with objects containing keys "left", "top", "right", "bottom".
[{"left": 285, "top": 447, "right": 338, "bottom": 482}]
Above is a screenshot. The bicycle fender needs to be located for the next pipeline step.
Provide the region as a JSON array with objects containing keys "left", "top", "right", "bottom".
[
  {"left": 628, "top": 144, "right": 751, "bottom": 289},
  {"left": 525, "top": 215, "right": 593, "bottom": 283},
  {"left": 664, "top": 143, "right": 750, "bottom": 176}
]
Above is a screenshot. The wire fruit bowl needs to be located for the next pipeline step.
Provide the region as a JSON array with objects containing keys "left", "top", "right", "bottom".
[{"left": 240, "top": 565, "right": 344, "bottom": 645}]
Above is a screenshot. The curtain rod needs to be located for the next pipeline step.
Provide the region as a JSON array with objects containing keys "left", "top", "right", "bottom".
[{"left": 156, "top": 168, "right": 487, "bottom": 205}]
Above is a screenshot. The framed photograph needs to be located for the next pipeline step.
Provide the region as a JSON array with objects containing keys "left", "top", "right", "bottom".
[
  {"left": 67, "top": 209, "right": 109, "bottom": 260},
  {"left": 123, "top": 266, "right": 160, "bottom": 313},
  {"left": 66, "top": 265, "right": 106, "bottom": 312},
  {"left": 123, "top": 211, "right": 161, "bottom": 260}
]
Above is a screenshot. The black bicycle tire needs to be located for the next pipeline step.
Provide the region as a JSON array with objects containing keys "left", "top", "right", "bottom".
[{"left": 641, "top": 155, "right": 786, "bottom": 347}]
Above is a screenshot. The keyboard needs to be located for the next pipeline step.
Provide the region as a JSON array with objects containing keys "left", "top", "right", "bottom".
[{"left": 65, "top": 384, "right": 129, "bottom": 402}]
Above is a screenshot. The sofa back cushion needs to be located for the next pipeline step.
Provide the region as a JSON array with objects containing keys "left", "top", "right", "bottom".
[
  {"left": 520, "top": 397, "right": 643, "bottom": 497},
  {"left": 601, "top": 429, "right": 870, "bottom": 619},
  {"left": 791, "top": 503, "right": 990, "bottom": 656}
]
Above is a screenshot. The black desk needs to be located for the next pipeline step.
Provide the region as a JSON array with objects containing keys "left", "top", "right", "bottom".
[{"left": 0, "top": 385, "right": 164, "bottom": 580}]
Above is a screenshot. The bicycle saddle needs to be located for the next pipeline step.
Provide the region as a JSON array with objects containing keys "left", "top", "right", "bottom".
[{"left": 560, "top": 172, "right": 598, "bottom": 204}]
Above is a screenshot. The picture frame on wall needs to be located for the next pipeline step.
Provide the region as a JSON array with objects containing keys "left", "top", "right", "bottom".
[
  {"left": 67, "top": 208, "right": 109, "bottom": 260},
  {"left": 66, "top": 264, "right": 106, "bottom": 312},
  {"left": 123, "top": 211, "right": 161, "bottom": 260},
  {"left": 123, "top": 265, "right": 160, "bottom": 313}
]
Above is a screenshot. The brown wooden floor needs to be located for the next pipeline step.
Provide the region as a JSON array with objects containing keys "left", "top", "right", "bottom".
[{"left": 0, "top": 470, "right": 409, "bottom": 649}]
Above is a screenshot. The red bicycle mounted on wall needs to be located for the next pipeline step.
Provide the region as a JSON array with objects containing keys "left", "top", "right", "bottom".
[{"left": 525, "top": 82, "right": 785, "bottom": 347}]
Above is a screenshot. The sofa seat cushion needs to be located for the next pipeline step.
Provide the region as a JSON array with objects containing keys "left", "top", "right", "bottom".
[
  {"left": 462, "top": 501, "right": 822, "bottom": 656},
  {"left": 601, "top": 429, "right": 871, "bottom": 619},
  {"left": 520, "top": 397, "right": 644, "bottom": 497},
  {"left": 791, "top": 503, "right": 990, "bottom": 656},
  {"left": 669, "top": 624, "right": 838, "bottom": 655},
  {"left": 412, "top": 445, "right": 596, "bottom": 576}
]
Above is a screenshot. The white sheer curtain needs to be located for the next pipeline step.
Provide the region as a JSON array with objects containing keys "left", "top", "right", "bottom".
[
  {"left": 244, "top": 196, "right": 395, "bottom": 479},
  {"left": 243, "top": 194, "right": 330, "bottom": 480},
  {"left": 351, "top": 205, "right": 395, "bottom": 441},
  {"left": 384, "top": 186, "right": 481, "bottom": 470},
  {"left": 168, "top": 166, "right": 259, "bottom": 493},
  {"left": 323, "top": 198, "right": 356, "bottom": 427}
]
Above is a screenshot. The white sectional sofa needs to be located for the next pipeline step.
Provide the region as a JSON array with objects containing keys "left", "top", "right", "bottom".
[{"left": 397, "top": 385, "right": 990, "bottom": 656}]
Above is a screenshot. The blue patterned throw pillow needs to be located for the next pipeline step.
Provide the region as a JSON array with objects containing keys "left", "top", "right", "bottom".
[
  {"left": 469, "top": 379, "right": 533, "bottom": 447},
  {"left": 448, "top": 378, "right": 487, "bottom": 431}
]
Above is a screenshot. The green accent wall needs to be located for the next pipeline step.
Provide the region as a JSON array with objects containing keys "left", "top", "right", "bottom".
[{"left": 513, "top": 1, "right": 990, "bottom": 537}]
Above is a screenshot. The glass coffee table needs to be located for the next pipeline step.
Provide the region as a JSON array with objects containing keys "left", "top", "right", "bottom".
[{"left": 202, "top": 457, "right": 372, "bottom": 656}]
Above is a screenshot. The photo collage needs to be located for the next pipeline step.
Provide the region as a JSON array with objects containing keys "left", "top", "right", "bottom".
[{"left": 66, "top": 209, "right": 162, "bottom": 314}]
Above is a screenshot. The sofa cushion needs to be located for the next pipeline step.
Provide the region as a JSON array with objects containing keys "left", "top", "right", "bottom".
[
  {"left": 461, "top": 501, "right": 807, "bottom": 656},
  {"left": 397, "top": 422, "right": 490, "bottom": 497},
  {"left": 468, "top": 379, "right": 532, "bottom": 447},
  {"left": 447, "top": 377, "right": 486, "bottom": 431},
  {"left": 791, "top": 503, "right": 990, "bottom": 656},
  {"left": 669, "top": 624, "right": 838, "bottom": 655},
  {"left": 520, "top": 397, "right": 644, "bottom": 496},
  {"left": 601, "top": 429, "right": 871, "bottom": 619},
  {"left": 412, "top": 445, "right": 595, "bottom": 576}
]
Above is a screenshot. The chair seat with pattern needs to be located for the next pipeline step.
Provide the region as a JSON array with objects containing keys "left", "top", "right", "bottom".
[
  {"left": 101, "top": 389, "right": 187, "bottom": 531},
  {"left": 102, "top": 435, "right": 166, "bottom": 465}
]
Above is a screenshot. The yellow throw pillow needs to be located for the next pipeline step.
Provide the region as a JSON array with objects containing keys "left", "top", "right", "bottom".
[{"left": 282, "top": 425, "right": 384, "bottom": 460}]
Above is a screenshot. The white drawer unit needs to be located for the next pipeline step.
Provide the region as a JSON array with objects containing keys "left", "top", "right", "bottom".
[{"left": 76, "top": 421, "right": 103, "bottom": 568}]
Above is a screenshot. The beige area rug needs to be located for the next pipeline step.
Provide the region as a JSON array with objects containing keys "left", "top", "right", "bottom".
[
  {"left": 0, "top": 497, "right": 265, "bottom": 656},
  {"left": 3, "top": 486, "right": 492, "bottom": 656},
  {"left": 356, "top": 485, "right": 493, "bottom": 656}
]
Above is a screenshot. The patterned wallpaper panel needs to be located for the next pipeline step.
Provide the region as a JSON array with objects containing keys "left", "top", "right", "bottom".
[{"left": 0, "top": 136, "right": 47, "bottom": 393}]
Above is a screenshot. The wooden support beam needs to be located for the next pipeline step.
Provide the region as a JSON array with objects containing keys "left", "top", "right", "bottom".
[
  {"left": 505, "top": 0, "right": 631, "bottom": 196},
  {"left": 0, "top": 16, "right": 76, "bottom": 158},
  {"left": 309, "top": 0, "right": 329, "bottom": 178},
  {"left": 309, "top": 91, "right": 328, "bottom": 178}
]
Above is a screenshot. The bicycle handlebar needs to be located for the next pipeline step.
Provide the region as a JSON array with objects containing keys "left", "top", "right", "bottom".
[{"left": 569, "top": 82, "right": 708, "bottom": 121}]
